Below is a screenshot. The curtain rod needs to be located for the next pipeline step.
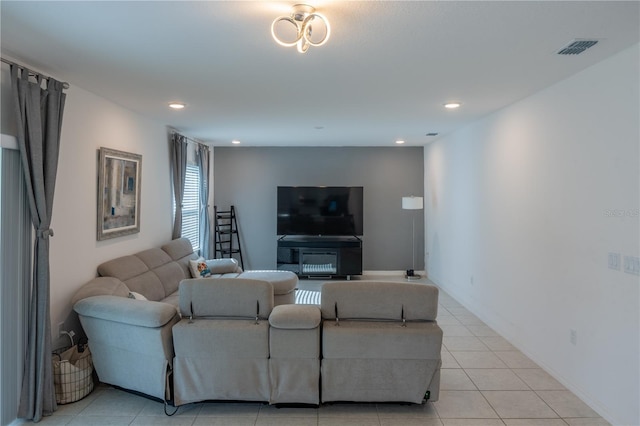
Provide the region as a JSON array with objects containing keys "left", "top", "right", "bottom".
[
  {"left": 170, "top": 130, "right": 210, "bottom": 148},
  {"left": 1, "top": 57, "right": 70, "bottom": 89}
]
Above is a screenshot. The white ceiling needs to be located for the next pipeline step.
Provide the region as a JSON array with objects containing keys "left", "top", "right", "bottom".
[{"left": 1, "top": 1, "right": 638, "bottom": 147}]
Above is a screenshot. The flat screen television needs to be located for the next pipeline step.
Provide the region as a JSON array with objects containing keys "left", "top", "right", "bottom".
[{"left": 277, "top": 186, "right": 363, "bottom": 236}]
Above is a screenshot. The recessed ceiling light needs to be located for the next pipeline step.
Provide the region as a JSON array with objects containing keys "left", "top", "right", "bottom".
[
  {"left": 231, "top": 140, "right": 241, "bottom": 145},
  {"left": 444, "top": 102, "right": 462, "bottom": 109},
  {"left": 395, "top": 140, "right": 405, "bottom": 145},
  {"left": 168, "top": 102, "right": 186, "bottom": 110}
]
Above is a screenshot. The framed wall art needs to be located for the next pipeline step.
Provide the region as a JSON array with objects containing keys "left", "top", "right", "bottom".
[{"left": 97, "top": 147, "right": 142, "bottom": 240}]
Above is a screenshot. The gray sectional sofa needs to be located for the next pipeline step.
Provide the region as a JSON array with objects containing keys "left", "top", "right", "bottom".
[
  {"left": 72, "top": 238, "right": 443, "bottom": 407},
  {"left": 72, "top": 238, "right": 297, "bottom": 400}
]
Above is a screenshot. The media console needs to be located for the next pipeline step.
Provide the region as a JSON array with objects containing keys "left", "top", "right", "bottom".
[{"left": 277, "top": 236, "right": 362, "bottom": 279}]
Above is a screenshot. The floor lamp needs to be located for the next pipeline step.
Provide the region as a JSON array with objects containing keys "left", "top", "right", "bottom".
[{"left": 402, "top": 196, "right": 423, "bottom": 280}]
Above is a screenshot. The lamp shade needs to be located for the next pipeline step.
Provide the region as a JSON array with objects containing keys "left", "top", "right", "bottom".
[{"left": 402, "top": 196, "right": 423, "bottom": 210}]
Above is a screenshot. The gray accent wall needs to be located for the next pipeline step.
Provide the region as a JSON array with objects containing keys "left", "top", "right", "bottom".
[{"left": 213, "top": 147, "right": 424, "bottom": 271}]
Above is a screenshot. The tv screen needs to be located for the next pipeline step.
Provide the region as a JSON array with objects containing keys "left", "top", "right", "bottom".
[{"left": 277, "top": 186, "right": 363, "bottom": 236}]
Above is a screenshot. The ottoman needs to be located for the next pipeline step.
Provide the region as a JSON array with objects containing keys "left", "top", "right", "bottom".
[{"left": 238, "top": 270, "right": 298, "bottom": 306}]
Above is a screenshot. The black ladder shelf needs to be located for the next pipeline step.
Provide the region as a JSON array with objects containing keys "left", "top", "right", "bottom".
[{"left": 214, "top": 205, "right": 245, "bottom": 270}]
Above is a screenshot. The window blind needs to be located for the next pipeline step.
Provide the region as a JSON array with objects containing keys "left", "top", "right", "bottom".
[{"left": 181, "top": 164, "right": 200, "bottom": 252}]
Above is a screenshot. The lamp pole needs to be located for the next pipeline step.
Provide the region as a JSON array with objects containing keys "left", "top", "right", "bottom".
[
  {"left": 412, "top": 211, "right": 416, "bottom": 273},
  {"left": 402, "top": 196, "right": 423, "bottom": 280}
]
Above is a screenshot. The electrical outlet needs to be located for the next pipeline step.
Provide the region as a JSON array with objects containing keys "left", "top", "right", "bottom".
[
  {"left": 608, "top": 252, "right": 620, "bottom": 270},
  {"left": 570, "top": 329, "right": 577, "bottom": 345},
  {"left": 623, "top": 256, "right": 640, "bottom": 275}
]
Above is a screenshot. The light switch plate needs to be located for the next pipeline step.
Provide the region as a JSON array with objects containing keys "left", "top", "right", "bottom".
[
  {"left": 623, "top": 256, "right": 640, "bottom": 275},
  {"left": 608, "top": 252, "right": 620, "bottom": 270}
]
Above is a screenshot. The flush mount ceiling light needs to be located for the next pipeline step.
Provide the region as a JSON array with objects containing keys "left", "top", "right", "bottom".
[
  {"left": 395, "top": 140, "right": 405, "bottom": 145},
  {"left": 231, "top": 140, "right": 241, "bottom": 145},
  {"left": 271, "top": 4, "right": 330, "bottom": 53},
  {"left": 168, "top": 102, "right": 186, "bottom": 110},
  {"left": 444, "top": 102, "right": 462, "bottom": 109}
]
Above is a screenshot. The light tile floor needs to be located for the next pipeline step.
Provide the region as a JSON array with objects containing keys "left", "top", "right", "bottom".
[{"left": 20, "top": 276, "right": 610, "bottom": 426}]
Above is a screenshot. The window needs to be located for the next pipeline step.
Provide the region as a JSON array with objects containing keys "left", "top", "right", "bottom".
[{"left": 181, "top": 164, "right": 200, "bottom": 252}]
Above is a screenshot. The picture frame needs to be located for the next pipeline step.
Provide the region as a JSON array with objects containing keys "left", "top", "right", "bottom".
[{"left": 97, "top": 147, "right": 142, "bottom": 240}]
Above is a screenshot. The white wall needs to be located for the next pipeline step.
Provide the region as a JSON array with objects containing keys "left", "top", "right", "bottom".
[
  {"left": 0, "top": 63, "right": 174, "bottom": 348},
  {"left": 424, "top": 44, "right": 639, "bottom": 426}
]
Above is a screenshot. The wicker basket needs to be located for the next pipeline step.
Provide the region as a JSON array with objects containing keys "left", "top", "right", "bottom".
[{"left": 52, "top": 344, "right": 94, "bottom": 404}]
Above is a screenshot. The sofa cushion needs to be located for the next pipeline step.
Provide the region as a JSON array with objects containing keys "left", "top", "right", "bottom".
[
  {"left": 96, "top": 246, "right": 188, "bottom": 302},
  {"left": 153, "top": 262, "right": 188, "bottom": 296},
  {"left": 71, "top": 277, "right": 130, "bottom": 305},
  {"left": 237, "top": 270, "right": 297, "bottom": 295},
  {"left": 173, "top": 319, "right": 269, "bottom": 358},
  {"left": 124, "top": 271, "right": 166, "bottom": 302},
  {"left": 135, "top": 248, "right": 172, "bottom": 270},
  {"left": 98, "top": 255, "right": 148, "bottom": 281},
  {"left": 212, "top": 272, "right": 242, "bottom": 278},
  {"left": 161, "top": 292, "right": 179, "bottom": 307},
  {"left": 321, "top": 281, "right": 439, "bottom": 321},
  {"left": 269, "top": 305, "right": 321, "bottom": 330},
  {"left": 162, "top": 238, "right": 198, "bottom": 278},
  {"left": 322, "top": 320, "right": 442, "bottom": 359},
  {"left": 179, "top": 278, "right": 274, "bottom": 319},
  {"left": 161, "top": 238, "right": 194, "bottom": 261}
]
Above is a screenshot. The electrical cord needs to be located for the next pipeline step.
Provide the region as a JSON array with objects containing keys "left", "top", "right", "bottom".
[{"left": 60, "top": 330, "right": 75, "bottom": 347}]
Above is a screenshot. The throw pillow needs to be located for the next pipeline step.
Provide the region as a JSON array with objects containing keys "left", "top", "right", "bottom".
[{"left": 189, "top": 257, "right": 212, "bottom": 278}]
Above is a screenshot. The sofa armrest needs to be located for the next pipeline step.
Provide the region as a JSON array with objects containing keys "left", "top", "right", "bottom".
[
  {"left": 71, "top": 277, "right": 130, "bottom": 306},
  {"left": 269, "top": 304, "right": 321, "bottom": 329},
  {"left": 74, "top": 295, "right": 178, "bottom": 328}
]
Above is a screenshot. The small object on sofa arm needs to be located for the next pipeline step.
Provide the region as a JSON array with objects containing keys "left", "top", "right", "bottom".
[{"left": 128, "top": 291, "right": 148, "bottom": 300}]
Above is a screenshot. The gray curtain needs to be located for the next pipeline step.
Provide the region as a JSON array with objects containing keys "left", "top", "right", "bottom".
[
  {"left": 170, "top": 133, "right": 188, "bottom": 239},
  {"left": 197, "top": 145, "right": 212, "bottom": 258},
  {"left": 11, "top": 65, "right": 66, "bottom": 422}
]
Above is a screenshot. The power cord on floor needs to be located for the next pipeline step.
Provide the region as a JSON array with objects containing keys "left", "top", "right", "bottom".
[{"left": 164, "top": 400, "right": 179, "bottom": 416}]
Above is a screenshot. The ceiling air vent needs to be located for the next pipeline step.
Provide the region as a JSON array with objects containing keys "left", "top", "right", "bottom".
[{"left": 557, "top": 39, "right": 599, "bottom": 55}]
